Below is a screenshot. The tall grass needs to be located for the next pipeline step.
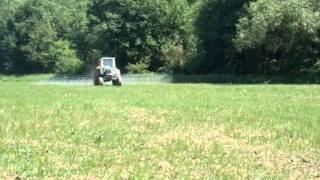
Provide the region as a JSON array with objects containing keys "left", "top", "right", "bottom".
[{"left": 0, "top": 82, "right": 319, "bottom": 178}]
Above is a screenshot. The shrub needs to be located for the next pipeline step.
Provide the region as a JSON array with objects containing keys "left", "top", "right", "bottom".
[{"left": 52, "top": 40, "right": 83, "bottom": 75}]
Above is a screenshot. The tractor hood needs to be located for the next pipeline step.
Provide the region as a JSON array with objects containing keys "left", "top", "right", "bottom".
[{"left": 103, "top": 66, "right": 114, "bottom": 74}]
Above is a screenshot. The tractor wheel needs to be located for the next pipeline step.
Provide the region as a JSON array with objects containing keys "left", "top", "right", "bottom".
[
  {"left": 94, "top": 69, "right": 103, "bottom": 86},
  {"left": 112, "top": 80, "right": 117, "bottom": 86},
  {"left": 112, "top": 75, "right": 122, "bottom": 86}
]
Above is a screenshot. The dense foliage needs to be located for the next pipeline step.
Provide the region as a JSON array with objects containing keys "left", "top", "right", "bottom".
[
  {"left": 0, "top": 0, "right": 319, "bottom": 75},
  {"left": 234, "top": 0, "right": 320, "bottom": 75},
  {"left": 86, "top": 0, "right": 198, "bottom": 73},
  {"left": 0, "top": 0, "right": 87, "bottom": 74}
]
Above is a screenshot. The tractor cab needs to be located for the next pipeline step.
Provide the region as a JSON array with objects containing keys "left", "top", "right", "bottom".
[{"left": 101, "top": 57, "right": 116, "bottom": 68}]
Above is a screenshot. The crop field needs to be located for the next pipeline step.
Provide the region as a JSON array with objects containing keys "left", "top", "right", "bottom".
[{"left": 0, "top": 78, "right": 320, "bottom": 179}]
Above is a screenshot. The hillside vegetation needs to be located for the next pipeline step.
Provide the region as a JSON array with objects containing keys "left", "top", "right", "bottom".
[{"left": 0, "top": 0, "right": 319, "bottom": 75}]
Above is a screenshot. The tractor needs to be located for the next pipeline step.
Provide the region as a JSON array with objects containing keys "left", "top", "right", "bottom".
[{"left": 94, "top": 57, "right": 123, "bottom": 86}]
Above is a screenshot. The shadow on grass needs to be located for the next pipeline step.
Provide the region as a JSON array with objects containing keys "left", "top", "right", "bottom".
[{"left": 171, "top": 74, "right": 320, "bottom": 84}]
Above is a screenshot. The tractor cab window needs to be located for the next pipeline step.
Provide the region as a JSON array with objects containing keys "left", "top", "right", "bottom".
[{"left": 103, "top": 59, "right": 114, "bottom": 67}]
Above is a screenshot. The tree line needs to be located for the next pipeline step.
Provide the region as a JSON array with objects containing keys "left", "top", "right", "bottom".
[{"left": 0, "top": 0, "right": 319, "bottom": 75}]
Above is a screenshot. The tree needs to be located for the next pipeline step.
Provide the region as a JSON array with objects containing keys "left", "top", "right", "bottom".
[
  {"left": 1, "top": 0, "right": 319, "bottom": 76},
  {"left": 51, "top": 40, "right": 83, "bottom": 74},
  {"left": 195, "top": 0, "right": 251, "bottom": 74},
  {"left": 0, "top": 0, "right": 27, "bottom": 73},
  {"left": 234, "top": 0, "right": 320, "bottom": 74},
  {"left": 87, "top": 0, "right": 196, "bottom": 73},
  {"left": 0, "top": 0, "right": 87, "bottom": 74}
]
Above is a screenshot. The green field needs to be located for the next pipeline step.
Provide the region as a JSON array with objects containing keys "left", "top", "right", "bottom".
[{"left": 0, "top": 81, "right": 320, "bottom": 179}]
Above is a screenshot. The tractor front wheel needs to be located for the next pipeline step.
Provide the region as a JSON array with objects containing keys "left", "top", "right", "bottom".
[
  {"left": 94, "top": 69, "right": 103, "bottom": 86},
  {"left": 112, "top": 75, "right": 122, "bottom": 86}
]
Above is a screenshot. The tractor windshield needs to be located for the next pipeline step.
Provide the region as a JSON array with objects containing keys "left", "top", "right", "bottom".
[{"left": 103, "top": 59, "right": 114, "bottom": 67}]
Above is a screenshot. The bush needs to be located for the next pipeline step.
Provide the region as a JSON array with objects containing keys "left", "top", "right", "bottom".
[
  {"left": 52, "top": 40, "right": 83, "bottom": 75},
  {"left": 126, "top": 61, "right": 150, "bottom": 74},
  {"left": 313, "top": 59, "right": 320, "bottom": 74}
]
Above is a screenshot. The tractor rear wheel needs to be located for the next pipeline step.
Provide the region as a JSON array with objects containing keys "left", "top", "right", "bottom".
[{"left": 94, "top": 69, "right": 103, "bottom": 86}]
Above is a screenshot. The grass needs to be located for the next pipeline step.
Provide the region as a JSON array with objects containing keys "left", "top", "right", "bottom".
[
  {"left": 0, "top": 80, "right": 319, "bottom": 179},
  {"left": 0, "top": 74, "right": 54, "bottom": 82}
]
